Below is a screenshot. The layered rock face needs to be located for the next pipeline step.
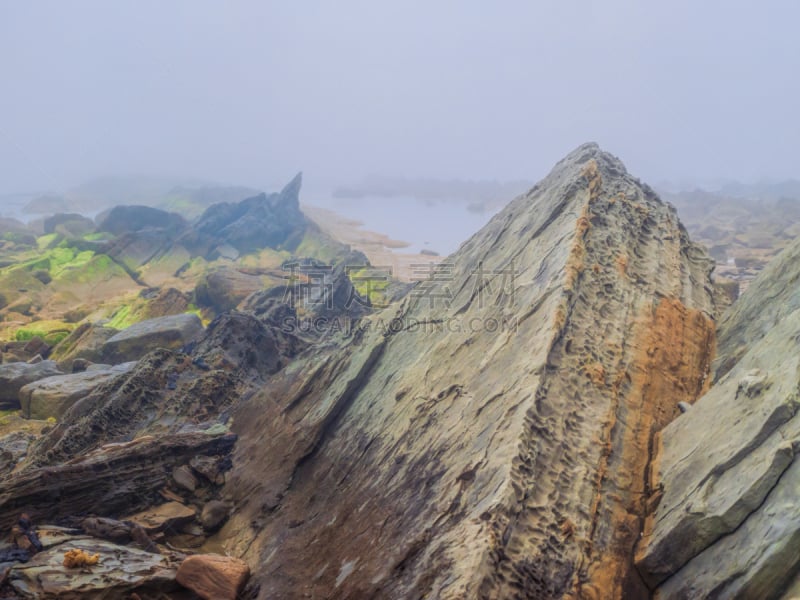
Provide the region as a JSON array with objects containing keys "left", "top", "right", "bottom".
[
  {"left": 636, "top": 234, "right": 800, "bottom": 599},
  {"left": 219, "top": 144, "right": 717, "bottom": 598}
]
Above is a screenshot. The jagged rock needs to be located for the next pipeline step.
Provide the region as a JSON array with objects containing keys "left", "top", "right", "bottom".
[
  {"left": 0, "top": 429, "right": 236, "bottom": 532},
  {"left": 19, "top": 362, "right": 136, "bottom": 420},
  {"left": 191, "top": 173, "right": 306, "bottom": 255},
  {"left": 6, "top": 537, "right": 179, "bottom": 599},
  {"left": 176, "top": 553, "right": 250, "bottom": 600},
  {"left": 218, "top": 144, "right": 717, "bottom": 598},
  {"left": 100, "top": 313, "right": 203, "bottom": 364},
  {"left": 125, "top": 501, "right": 196, "bottom": 535},
  {"left": 95, "top": 204, "right": 186, "bottom": 235},
  {"left": 0, "top": 361, "right": 62, "bottom": 408},
  {"left": 200, "top": 500, "right": 230, "bottom": 532},
  {"left": 636, "top": 234, "right": 800, "bottom": 598},
  {"left": 49, "top": 322, "right": 119, "bottom": 370}
]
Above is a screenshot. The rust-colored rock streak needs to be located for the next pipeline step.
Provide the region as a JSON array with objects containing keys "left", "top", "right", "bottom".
[{"left": 571, "top": 298, "right": 715, "bottom": 598}]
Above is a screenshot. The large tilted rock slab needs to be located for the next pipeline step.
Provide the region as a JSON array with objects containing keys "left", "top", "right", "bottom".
[
  {"left": 19, "top": 362, "right": 136, "bottom": 420},
  {"left": 636, "top": 236, "right": 800, "bottom": 599},
  {"left": 6, "top": 537, "right": 179, "bottom": 599},
  {"left": 100, "top": 313, "right": 203, "bottom": 363},
  {"left": 0, "top": 361, "right": 63, "bottom": 408},
  {"left": 219, "top": 144, "right": 717, "bottom": 599}
]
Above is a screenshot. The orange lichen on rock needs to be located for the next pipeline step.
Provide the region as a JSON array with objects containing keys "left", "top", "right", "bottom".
[
  {"left": 63, "top": 548, "right": 100, "bottom": 568},
  {"left": 573, "top": 297, "right": 716, "bottom": 599},
  {"left": 584, "top": 362, "right": 607, "bottom": 386},
  {"left": 581, "top": 159, "right": 603, "bottom": 201}
]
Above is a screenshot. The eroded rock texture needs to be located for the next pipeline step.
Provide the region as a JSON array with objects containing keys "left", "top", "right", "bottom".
[
  {"left": 636, "top": 234, "right": 800, "bottom": 599},
  {"left": 218, "top": 144, "right": 717, "bottom": 599}
]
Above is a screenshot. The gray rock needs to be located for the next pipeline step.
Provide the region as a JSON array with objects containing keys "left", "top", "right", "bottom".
[
  {"left": 0, "top": 361, "right": 63, "bottom": 407},
  {"left": 6, "top": 537, "right": 179, "bottom": 598},
  {"left": 19, "top": 362, "right": 136, "bottom": 420},
  {"left": 200, "top": 500, "right": 230, "bottom": 532},
  {"left": 100, "top": 313, "right": 203, "bottom": 363}
]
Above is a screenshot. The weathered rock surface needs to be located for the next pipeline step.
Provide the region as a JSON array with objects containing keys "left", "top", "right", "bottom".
[
  {"left": 6, "top": 537, "right": 179, "bottom": 599},
  {"left": 100, "top": 313, "right": 203, "bottom": 363},
  {"left": 636, "top": 234, "right": 800, "bottom": 599},
  {"left": 218, "top": 144, "right": 717, "bottom": 598},
  {"left": 0, "top": 361, "right": 63, "bottom": 408},
  {"left": 19, "top": 361, "right": 136, "bottom": 419},
  {"left": 176, "top": 553, "right": 250, "bottom": 600},
  {"left": 0, "top": 428, "right": 236, "bottom": 532}
]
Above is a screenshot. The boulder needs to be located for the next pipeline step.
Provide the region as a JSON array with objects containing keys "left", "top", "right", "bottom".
[
  {"left": 176, "top": 554, "right": 250, "bottom": 600},
  {"left": 18, "top": 362, "right": 136, "bottom": 420},
  {"left": 124, "top": 501, "right": 196, "bottom": 535},
  {"left": 0, "top": 361, "right": 63, "bottom": 408},
  {"left": 100, "top": 313, "right": 203, "bottom": 363},
  {"left": 200, "top": 500, "right": 230, "bottom": 532},
  {"left": 6, "top": 537, "right": 179, "bottom": 599},
  {"left": 195, "top": 267, "right": 267, "bottom": 313},
  {"left": 50, "top": 322, "right": 119, "bottom": 370}
]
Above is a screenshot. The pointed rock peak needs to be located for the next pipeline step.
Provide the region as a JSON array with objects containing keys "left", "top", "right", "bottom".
[
  {"left": 279, "top": 172, "right": 303, "bottom": 204},
  {"left": 550, "top": 142, "right": 629, "bottom": 180}
]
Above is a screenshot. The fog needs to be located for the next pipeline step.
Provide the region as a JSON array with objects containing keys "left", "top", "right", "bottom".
[{"left": 2, "top": 1, "right": 799, "bottom": 196}]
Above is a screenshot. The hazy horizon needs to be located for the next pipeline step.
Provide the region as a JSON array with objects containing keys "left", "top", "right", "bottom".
[{"left": 2, "top": 2, "right": 800, "bottom": 197}]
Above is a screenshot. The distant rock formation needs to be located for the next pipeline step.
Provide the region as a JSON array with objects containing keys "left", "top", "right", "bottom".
[{"left": 191, "top": 173, "right": 306, "bottom": 255}]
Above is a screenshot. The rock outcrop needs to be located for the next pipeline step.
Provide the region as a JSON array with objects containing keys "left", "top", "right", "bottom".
[
  {"left": 191, "top": 173, "right": 306, "bottom": 255},
  {"left": 636, "top": 233, "right": 800, "bottom": 599},
  {"left": 217, "top": 144, "right": 717, "bottom": 598}
]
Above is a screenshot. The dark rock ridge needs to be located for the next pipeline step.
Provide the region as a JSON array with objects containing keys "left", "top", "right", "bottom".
[
  {"left": 191, "top": 172, "right": 306, "bottom": 255},
  {"left": 215, "top": 143, "right": 718, "bottom": 598}
]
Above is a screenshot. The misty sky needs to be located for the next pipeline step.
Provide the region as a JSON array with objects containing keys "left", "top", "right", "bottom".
[{"left": 2, "top": 1, "right": 799, "bottom": 196}]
